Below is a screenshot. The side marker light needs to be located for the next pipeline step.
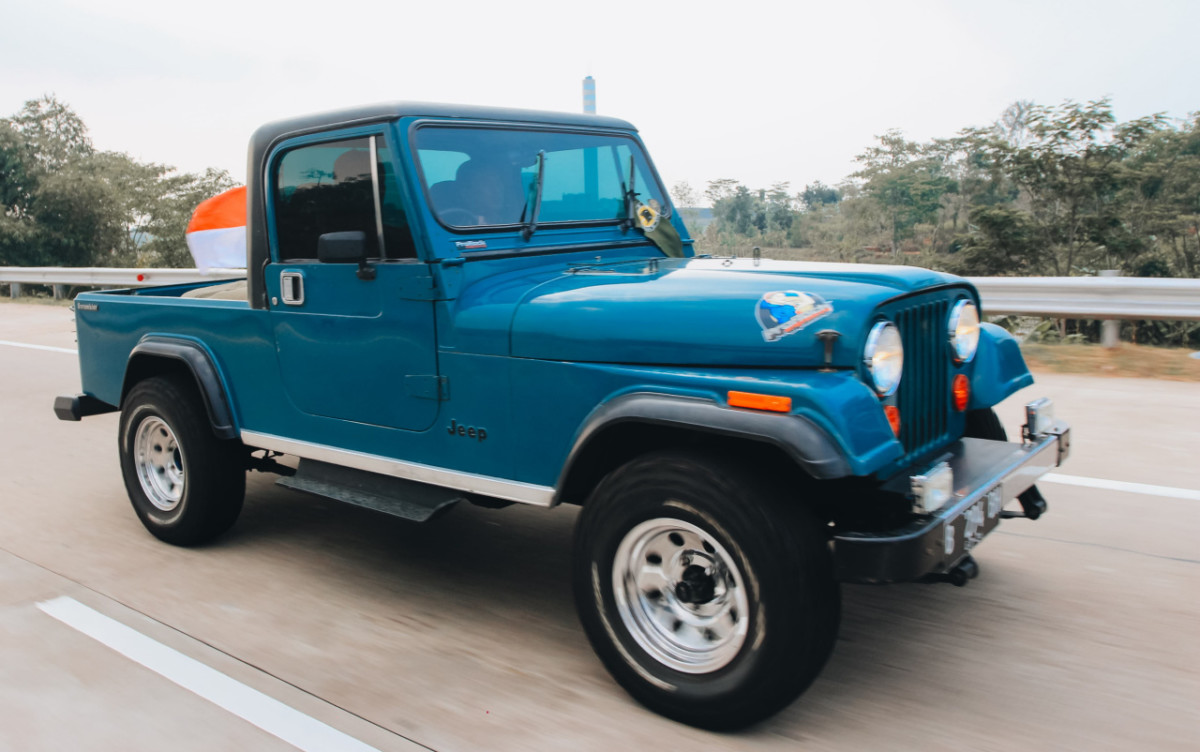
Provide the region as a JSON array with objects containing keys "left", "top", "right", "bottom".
[
  {"left": 884, "top": 405, "right": 901, "bottom": 436},
  {"left": 952, "top": 374, "right": 970, "bottom": 412},
  {"left": 727, "top": 391, "right": 792, "bottom": 413}
]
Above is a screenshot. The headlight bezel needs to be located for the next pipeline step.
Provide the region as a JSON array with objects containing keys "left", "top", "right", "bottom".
[
  {"left": 947, "top": 299, "right": 980, "bottom": 365},
  {"left": 863, "top": 320, "right": 904, "bottom": 397}
]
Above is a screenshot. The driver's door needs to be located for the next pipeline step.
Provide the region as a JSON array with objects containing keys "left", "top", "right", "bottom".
[{"left": 265, "top": 130, "right": 440, "bottom": 432}]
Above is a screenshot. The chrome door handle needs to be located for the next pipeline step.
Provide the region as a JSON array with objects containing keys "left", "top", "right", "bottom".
[{"left": 280, "top": 272, "right": 305, "bottom": 305}]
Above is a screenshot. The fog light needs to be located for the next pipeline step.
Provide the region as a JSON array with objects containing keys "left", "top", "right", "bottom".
[
  {"left": 1025, "top": 398, "right": 1055, "bottom": 437},
  {"left": 911, "top": 462, "right": 953, "bottom": 513}
]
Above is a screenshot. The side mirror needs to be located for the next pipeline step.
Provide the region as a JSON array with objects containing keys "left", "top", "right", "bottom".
[
  {"left": 317, "top": 231, "right": 367, "bottom": 263},
  {"left": 317, "top": 231, "right": 376, "bottom": 280}
]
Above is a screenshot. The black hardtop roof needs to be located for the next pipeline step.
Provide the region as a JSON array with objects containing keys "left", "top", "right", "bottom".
[{"left": 249, "top": 101, "right": 638, "bottom": 154}]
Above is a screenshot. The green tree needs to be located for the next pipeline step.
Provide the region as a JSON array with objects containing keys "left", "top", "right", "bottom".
[
  {"left": 1119, "top": 114, "right": 1200, "bottom": 277},
  {"left": 952, "top": 206, "right": 1037, "bottom": 275},
  {"left": 8, "top": 95, "right": 93, "bottom": 173},
  {"left": 141, "top": 167, "right": 238, "bottom": 267},
  {"left": 852, "top": 131, "right": 956, "bottom": 253},
  {"left": 983, "top": 99, "right": 1166, "bottom": 275},
  {"left": 765, "top": 182, "right": 794, "bottom": 232},
  {"left": 0, "top": 120, "right": 40, "bottom": 264},
  {"left": 799, "top": 181, "right": 840, "bottom": 209},
  {"left": 0, "top": 95, "right": 238, "bottom": 269}
]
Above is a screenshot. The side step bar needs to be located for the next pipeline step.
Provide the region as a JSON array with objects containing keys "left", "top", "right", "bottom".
[{"left": 277, "top": 459, "right": 462, "bottom": 523}]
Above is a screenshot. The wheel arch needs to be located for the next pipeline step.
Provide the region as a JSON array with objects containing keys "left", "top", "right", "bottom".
[
  {"left": 554, "top": 393, "right": 851, "bottom": 507},
  {"left": 968, "top": 322, "right": 1034, "bottom": 411},
  {"left": 121, "top": 336, "right": 237, "bottom": 440}
]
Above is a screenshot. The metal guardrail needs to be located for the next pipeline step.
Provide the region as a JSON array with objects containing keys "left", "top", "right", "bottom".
[
  {"left": 0, "top": 267, "right": 245, "bottom": 287},
  {"left": 967, "top": 276, "right": 1200, "bottom": 321},
  {"left": 2, "top": 267, "right": 1198, "bottom": 321},
  {"left": 0, "top": 267, "right": 246, "bottom": 300}
]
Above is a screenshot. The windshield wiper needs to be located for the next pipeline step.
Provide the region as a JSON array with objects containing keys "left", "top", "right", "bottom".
[
  {"left": 619, "top": 155, "right": 637, "bottom": 231},
  {"left": 521, "top": 150, "right": 546, "bottom": 241}
]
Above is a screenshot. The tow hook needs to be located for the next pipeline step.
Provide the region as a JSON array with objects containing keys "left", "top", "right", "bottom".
[
  {"left": 922, "top": 555, "right": 980, "bottom": 587},
  {"left": 1000, "top": 486, "right": 1048, "bottom": 520}
]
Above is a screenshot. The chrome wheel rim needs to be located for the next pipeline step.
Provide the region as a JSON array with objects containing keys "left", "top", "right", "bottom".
[
  {"left": 134, "top": 416, "right": 184, "bottom": 512},
  {"left": 613, "top": 517, "right": 750, "bottom": 674}
]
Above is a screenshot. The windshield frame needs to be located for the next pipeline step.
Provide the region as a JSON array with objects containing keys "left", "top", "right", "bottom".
[{"left": 409, "top": 120, "right": 668, "bottom": 235}]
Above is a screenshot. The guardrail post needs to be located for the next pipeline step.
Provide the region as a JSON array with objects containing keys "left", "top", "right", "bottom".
[
  {"left": 9, "top": 283, "right": 20, "bottom": 299},
  {"left": 53, "top": 284, "right": 66, "bottom": 300},
  {"left": 1098, "top": 270, "right": 1121, "bottom": 348}
]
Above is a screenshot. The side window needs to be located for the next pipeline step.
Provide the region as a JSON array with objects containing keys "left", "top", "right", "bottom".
[
  {"left": 375, "top": 145, "right": 416, "bottom": 259},
  {"left": 274, "top": 136, "right": 416, "bottom": 261}
]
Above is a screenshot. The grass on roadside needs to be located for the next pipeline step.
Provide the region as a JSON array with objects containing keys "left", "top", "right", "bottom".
[
  {"left": 1021, "top": 342, "right": 1200, "bottom": 381},
  {"left": 0, "top": 295, "right": 75, "bottom": 307}
]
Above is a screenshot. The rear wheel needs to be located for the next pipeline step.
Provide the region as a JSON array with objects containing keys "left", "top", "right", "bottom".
[
  {"left": 119, "top": 376, "right": 245, "bottom": 545},
  {"left": 573, "top": 451, "right": 839, "bottom": 730}
]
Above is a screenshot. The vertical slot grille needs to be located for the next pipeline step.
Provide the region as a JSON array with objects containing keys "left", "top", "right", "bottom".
[{"left": 894, "top": 297, "right": 950, "bottom": 461}]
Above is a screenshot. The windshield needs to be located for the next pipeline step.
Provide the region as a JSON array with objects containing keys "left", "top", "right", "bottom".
[{"left": 414, "top": 126, "right": 665, "bottom": 229}]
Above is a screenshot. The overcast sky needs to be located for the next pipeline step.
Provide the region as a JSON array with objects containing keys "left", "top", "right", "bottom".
[{"left": 2, "top": 0, "right": 1196, "bottom": 203}]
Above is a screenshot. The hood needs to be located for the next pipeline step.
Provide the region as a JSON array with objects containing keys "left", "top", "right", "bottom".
[{"left": 508, "top": 257, "right": 970, "bottom": 367}]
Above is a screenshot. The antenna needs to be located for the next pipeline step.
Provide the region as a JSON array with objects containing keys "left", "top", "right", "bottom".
[{"left": 582, "top": 76, "right": 596, "bottom": 114}]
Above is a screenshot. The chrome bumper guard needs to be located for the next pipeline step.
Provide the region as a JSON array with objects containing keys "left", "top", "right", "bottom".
[{"left": 833, "top": 417, "right": 1071, "bottom": 584}]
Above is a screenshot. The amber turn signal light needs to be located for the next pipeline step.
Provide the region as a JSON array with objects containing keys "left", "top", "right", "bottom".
[
  {"left": 952, "top": 373, "right": 970, "bottom": 412},
  {"left": 884, "top": 405, "right": 901, "bottom": 436},
  {"left": 727, "top": 391, "right": 792, "bottom": 413}
]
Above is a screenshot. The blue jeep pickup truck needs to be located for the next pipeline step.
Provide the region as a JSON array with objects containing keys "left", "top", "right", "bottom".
[{"left": 55, "top": 102, "right": 1070, "bottom": 729}]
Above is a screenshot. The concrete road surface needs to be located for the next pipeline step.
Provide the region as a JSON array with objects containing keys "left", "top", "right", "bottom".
[{"left": 1, "top": 301, "right": 1197, "bottom": 751}]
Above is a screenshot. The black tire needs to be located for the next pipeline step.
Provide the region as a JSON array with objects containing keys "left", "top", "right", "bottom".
[
  {"left": 572, "top": 451, "right": 839, "bottom": 730},
  {"left": 965, "top": 407, "right": 1007, "bottom": 441},
  {"left": 118, "top": 376, "right": 245, "bottom": 545}
]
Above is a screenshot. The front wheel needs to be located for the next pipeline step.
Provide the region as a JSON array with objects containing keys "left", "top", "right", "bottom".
[
  {"left": 965, "top": 407, "right": 1007, "bottom": 441},
  {"left": 118, "top": 376, "right": 245, "bottom": 545},
  {"left": 572, "top": 451, "right": 839, "bottom": 730}
]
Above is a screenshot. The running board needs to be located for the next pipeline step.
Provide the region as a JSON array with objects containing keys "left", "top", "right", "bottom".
[{"left": 277, "top": 459, "right": 462, "bottom": 523}]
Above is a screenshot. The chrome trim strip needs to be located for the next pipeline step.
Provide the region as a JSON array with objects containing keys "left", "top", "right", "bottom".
[
  {"left": 240, "top": 430, "right": 556, "bottom": 507},
  {"left": 368, "top": 135, "right": 386, "bottom": 257}
]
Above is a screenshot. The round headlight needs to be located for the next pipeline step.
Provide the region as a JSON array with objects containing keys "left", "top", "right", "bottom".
[
  {"left": 948, "top": 300, "right": 980, "bottom": 364},
  {"left": 864, "top": 321, "right": 903, "bottom": 396}
]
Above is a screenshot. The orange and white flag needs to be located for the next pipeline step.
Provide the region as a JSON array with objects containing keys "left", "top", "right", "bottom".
[{"left": 185, "top": 186, "right": 246, "bottom": 271}]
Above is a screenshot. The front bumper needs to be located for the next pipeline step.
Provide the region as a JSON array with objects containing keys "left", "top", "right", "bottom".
[{"left": 833, "top": 418, "right": 1071, "bottom": 583}]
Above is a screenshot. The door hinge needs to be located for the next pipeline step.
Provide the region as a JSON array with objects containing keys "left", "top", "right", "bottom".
[
  {"left": 405, "top": 375, "right": 449, "bottom": 401},
  {"left": 398, "top": 275, "right": 438, "bottom": 300}
]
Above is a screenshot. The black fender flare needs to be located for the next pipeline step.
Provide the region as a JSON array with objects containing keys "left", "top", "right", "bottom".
[
  {"left": 122, "top": 336, "right": 237, "bottom": 440},
  {"left": 554, "top": 393, "right": 851, "bottom": 503}
]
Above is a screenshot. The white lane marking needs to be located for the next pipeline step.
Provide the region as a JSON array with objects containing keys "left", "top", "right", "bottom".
[
  {"left": 1041, "top": 473, "right": 1200, "bottom": 501},
  {"left": 36, "top": 596, "right": 381, "bottom": 752},
  {"left": 0, "top": 339, "right": 78, "bottom": 355}
]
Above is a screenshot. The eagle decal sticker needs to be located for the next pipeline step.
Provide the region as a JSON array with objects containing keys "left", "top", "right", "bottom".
[{"left": 756, "top": 290, "right": 833, "bottom": 342}]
